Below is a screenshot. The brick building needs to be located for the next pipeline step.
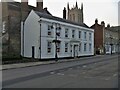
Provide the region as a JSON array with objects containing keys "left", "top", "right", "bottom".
[
  {"left": 91, "top": 19, "right": 105, "bottom": 54},
  {"left": 1, "top": 0, "right": 51, "bottom": 59},
  {"left": 91, "top": 19, "right": 119, "bottom": 54}
]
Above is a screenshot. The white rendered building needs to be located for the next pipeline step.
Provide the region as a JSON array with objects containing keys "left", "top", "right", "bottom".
[{"left": 21, "top": 10, "right": 94, "bottom": 59}]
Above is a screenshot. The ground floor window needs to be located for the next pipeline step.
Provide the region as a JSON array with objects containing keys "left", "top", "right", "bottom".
[
  {"left": 89, "top": 43, "right": 92, "bottom": 52},
  {"left": 65, "top": 43, "right": 68, "bottom": 52},
  {"left": 84, "top": 43, "right": 87, "bottom": 52},
  {"left": 47, "top": 41, "right": 52, "bottom": 53},
  {"left": 57, "top": 43, "right": 61, "bottom": 52}
]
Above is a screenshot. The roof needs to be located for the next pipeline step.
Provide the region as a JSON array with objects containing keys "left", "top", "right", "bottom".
[
  {"left": 35, "top": 11, "right": 90, "bottom": 28},
  {"left": 8, "top": 1, "right": 52, "bottom": 15},
  {"left": 105, "top": 26, "right": 120, "bottom": 32}
]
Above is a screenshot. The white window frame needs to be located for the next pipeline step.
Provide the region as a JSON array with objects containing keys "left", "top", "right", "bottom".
[
  {"left": 84, "top": 43, "right": 87, "bottom": 52},
  {"left": 47, "top": 41, "right": 52, "bottom": 53},
  {"left": 65, "top": 28, "right": 69, "bottom": 38},
  {"left": 72, "top": 30, "right": 75, "bottom": 38},
  {"left": 89, "top": 43, "right": 92, "bottom": 52},
  {"left": 79, "top": 31, "right": 81, "bottom": 38},
  {"left": 84, "top": 32, "right": 87, "bottom": 40},
  {"left": 65, "top": 42, "right": 68, "bottom": 52},
  {"left": 48, "top": 25, "right": 52, "bottom": 36}
]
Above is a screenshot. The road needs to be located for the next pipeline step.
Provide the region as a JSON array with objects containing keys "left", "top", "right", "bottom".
[{"left": 2, "top": 54, "right": 119, "bottom": 88}]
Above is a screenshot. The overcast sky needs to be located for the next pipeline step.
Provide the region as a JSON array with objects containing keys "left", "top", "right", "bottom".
[{"left": 4, "top": 0, "right": 120, "bottom": 27}]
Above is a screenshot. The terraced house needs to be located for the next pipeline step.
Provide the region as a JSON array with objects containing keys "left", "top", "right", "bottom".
[{"left": 21, "top": 9, "right": 94, "bottom": 59}]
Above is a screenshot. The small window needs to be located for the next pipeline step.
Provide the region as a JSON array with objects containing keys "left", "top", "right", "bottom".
[
  {"left": 56, "top": 29, "right": 61, "bottom": 37},
  {"left": 84, "top": 32, "right": 87, "bottom": 40},
  {"left": 48, "top": 25, "right": 52, "bottom": 36},
  {"left": 72, "top": 30, "right": 75, "bottom": 38},
  {"left": 65, "top": 28, "right": 68, "bottom": 38},
  {"left": 89, "top": 33, "right": 92, "bottom": 41},
  {"left": 79, "top": 31, "right": 81, "bottom": 38},
  {"left": 65, "top": 43, "right": 68, "bottom": 52},
  {"left": 84, "top": 43, "right": 87, "bottom": 52},
  {"left": 89, "top": 43, "right": 92, "bottom": 51},
  {"left": 47, "top": 41, "right": 52, "bottom": 53}
]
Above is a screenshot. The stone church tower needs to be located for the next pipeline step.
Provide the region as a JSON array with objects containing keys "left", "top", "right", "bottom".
[{"left": 67, "top": 2, "right": 84, "bottom": 23}]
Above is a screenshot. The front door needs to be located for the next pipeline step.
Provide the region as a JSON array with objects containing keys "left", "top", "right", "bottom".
[
  {"left": 32, "top": 46, "right": 35, "bottom": 58},
  {"left": 73, "top": 45, "right": 78, "bottom": 57}
]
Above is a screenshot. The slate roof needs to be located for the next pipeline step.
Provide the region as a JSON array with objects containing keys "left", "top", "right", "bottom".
[
  {"left": 35, "top": 11, "right": 90, "bottom": 28},
  {"left": 105, "top": 26, "right": 120, "bottom": 32}
]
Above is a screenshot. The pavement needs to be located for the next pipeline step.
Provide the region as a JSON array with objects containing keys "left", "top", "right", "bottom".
[{"left": 0, "top": 55, "right": 106, "bottom": 70}]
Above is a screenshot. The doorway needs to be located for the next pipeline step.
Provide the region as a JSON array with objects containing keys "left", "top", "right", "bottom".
[
  {"left": 73, "top": 45, "right": 78, "bottom": 57},
  {"left": 32, "top": 46, "right": 35, "bottom": 58}
]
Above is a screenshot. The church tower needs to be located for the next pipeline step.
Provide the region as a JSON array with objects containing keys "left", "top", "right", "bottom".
[{"left": 67, "top": 2, "right": 84, "bottom": 23}]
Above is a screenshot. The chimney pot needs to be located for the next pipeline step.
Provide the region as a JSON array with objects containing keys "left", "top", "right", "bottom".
[{"left": 63, "top": 7, "right": 66, "bottom": 19}]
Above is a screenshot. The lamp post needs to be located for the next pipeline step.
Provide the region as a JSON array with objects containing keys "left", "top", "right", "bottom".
[
  {"left": 52, "top": 23, "right": 61, "bottom": 61},
  {"left": 110, "top": 35, "right": 113, "bottom": 55},
  {"left": 38, "top": 19, "right": 42, "bottom": 60}
]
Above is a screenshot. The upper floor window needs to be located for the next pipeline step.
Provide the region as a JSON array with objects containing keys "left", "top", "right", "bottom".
[
  {"left": 65, "top": 43, "right": 68, "bottom": 52},
  {"left": 65, "top": 28, "right": 69, "bottom": 38},
  {"left": 89, "top": 43, "right": 92, "bottom": 51},
  {"left": 47, "top": 41, "right": 52, "bottom": 53},
  {"left": 84, "top": 43, "right": 87, "bottom": 52},
  {"left": 84, "top": 32, "right": 87, "bottom": 40},
  {"left": 79, "top": 31, "right": 81, "bottom": 38},
  {"left": 56, "top": 27, "right": 61, "bottom": 37},
  {"left": 48, "top": 25, "right": 52, "bottom": 36},
  {"left": 72, "top": 30, "right": 75, "bottom": 38},
  {"left": 89, "top": 33, "right": 92, "bottom": 41}
]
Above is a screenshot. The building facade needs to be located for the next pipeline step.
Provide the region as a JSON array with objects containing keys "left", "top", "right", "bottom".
[
  {"left": 21, "top": 10, "right": 94, "bottom": 59},
  {"left": 67, "top": 2, "right": 84, "bottom": 23},
  {"left": 91, "top": 19, "right": 119, "bottom": 55},
  {"left": 1, "top": 0, "right": 51, "bottom": 59},
  {"left": 104, "top": 26, "right": 119, "bottom": 54},
  {"left": 91, "top": 19, "right": 105, "bottom": 54}
]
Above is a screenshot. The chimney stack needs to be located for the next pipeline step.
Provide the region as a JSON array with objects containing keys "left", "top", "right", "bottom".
[
  {"left": 63, "top": 7, "right": 66, "bottom": 19},
  {"left": 95, "top": 19, "right": 98, "bottom": 24},
  {"left": 107, "top": 24, "right": 110, "bottom": 28},
  {"left": 36, "top": 0, "right": 43, "bottom": 11},
  {"left": 21, "top": 0, "right": 29, "bottom": 21},
  {"left": 101, "top": 21, "right": 105, "bottom": 27}
]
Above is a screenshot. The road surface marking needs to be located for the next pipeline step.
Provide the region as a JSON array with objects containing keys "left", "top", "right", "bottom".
[
  {"left": 57, "top": 73, "right": 64, "bottom": 76},
  {"left": 105, "top": 77, "right": 111, "bottom": 80},
  {"left": 113, "top": 73, "right": 117, "bottom": 77},
  {"left": 50, "top": 72, "right": 55, "bottom": 74},
  {"left": 82, "top": 65, "right": 87, "bottom": 68}
]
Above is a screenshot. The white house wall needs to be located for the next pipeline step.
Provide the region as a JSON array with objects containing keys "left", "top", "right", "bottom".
[
  {"left": 22, "top": 10, "right": 40, "bottom": 58},
  {"left": 22, "top": 10, "right": 94, "bottom": 59}
]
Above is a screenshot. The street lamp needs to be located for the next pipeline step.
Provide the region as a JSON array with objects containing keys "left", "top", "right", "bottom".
[
  {"left": 110, "top": 35, "right": 113, "bottom": 55},
  {"left": 38, "top": 19, "right": 42, "bottom": 60},
  {"left": 52, "top": 23, "right": 61, "bottom": 61}
]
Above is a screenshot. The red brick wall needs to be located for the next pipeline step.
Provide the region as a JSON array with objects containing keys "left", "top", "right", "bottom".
[{"left": 94, "top": 24, "right": 104, "bottom": 49}]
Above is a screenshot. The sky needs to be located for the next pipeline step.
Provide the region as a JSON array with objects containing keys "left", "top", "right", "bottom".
[{"left": 2, "top": 0, "right": 119, "bottom": 27}]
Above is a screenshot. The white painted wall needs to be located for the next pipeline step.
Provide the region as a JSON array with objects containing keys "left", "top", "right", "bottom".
[{"left": 22, "top": 10, "right": 94, "bottom": 59}]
